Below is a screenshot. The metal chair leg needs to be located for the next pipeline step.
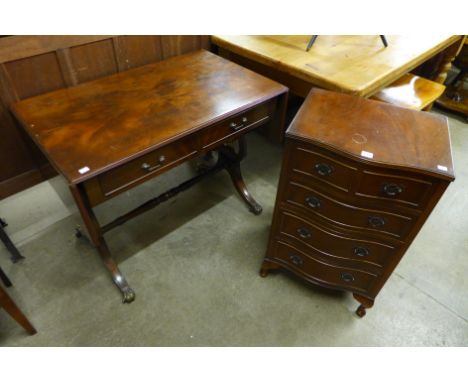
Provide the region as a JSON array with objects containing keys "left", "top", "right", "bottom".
[
  {"left": 306, "top": 35, "right": 318, "bottom": 51},
  {"left": 0, "top": 219, "right": 25, "bottom": 263},
  {"left": 380, "top": 35, "right": 388, "bottom": 47},
  {"left": 0, "top": 266, "right": 12, "bottom": 287}
]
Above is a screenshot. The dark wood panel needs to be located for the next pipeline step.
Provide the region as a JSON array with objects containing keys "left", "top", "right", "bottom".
[
  {"left": 0, "top": 169, "right": 44, "bottom": 199},
  {"left": 69, "top": 39, "right": 118, "bottom": 83},
  {"left": 0, "top": 35, "right": 208, "bottom": 200},
  {"left": 114, "top": 36, "right": 163, "bottom": 70},
  {"left": 0, "top": 100, "right": 36, "bottom": 181},
  {"left": 200, "top": 35, "right": 211, "bottom": 50},
  {"left": 0, "top": 35, "right": 115, "bottom": 63},
  {"left": 4, "top": 52, "right": 65, "bottom": 99},
  {"left": 161, "top": 36, "right": 202, "bottom": 58}
]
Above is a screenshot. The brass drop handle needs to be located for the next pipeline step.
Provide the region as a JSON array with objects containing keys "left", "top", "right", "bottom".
[
  {"left": 314, "top": 163, "right": 333, "bottom": 176},
  {"left": 305, "top": 196, "right": 321, "bottom": 209},
  {"left": 353, "top": 246, "right": 369, "bottom": 257},
  {"left": 383, "top": 183, "right": 403, "bottom": 197},
  {"left": 368, "top": 216, "right": 385, "bottom": 228},
  {"left": 341, "top": 272, "right": 355, "bottom": 282},
  {"left": 289, "top": 253, "right": 304, "bottom": 266},
  {"left": 297, "top": 227, "right": 312, "bottom": 239},
  {"left": 141, "top": 155, "right": 166, "bottom": 172},
  {"left": 230, "top": 117, "right": 248, "bottom": 131}
]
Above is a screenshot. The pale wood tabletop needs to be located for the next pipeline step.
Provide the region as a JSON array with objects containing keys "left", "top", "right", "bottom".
[{"left": 212, "top": 35, "right": 462, "bottom": 97}]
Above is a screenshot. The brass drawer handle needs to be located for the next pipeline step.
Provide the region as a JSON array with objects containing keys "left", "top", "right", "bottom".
[
  {"left": 230, "top": 117, "right": 248, "bottom": 131},
  {"left": 368, "top": 216, "right": 385, "bottom": 228},
  {"left": 353, "top": 246, "right": 369, "bottom": 257},
  {"left": 141, "top": 162, "right": 161, "bottom": 172},
  {"left": 297, "top": 227, "right": 312, "bottom": 239},
  {"left": 141, "top": 156, "right": 166, "bottom": 172},
  {"left": 314, "top": 163, "right": 333, "bottom": 176},
  {"left": 383, "top": 183, "right": 403, "bottom": 197},
  {"left": 305, "top": 195, "right": 321, "bottom": 209},
  {"left": 289, "top": 253, "right": 304, "bottom": 266},
  {"left": 341, "top": 272, "right": 355, "bottom": 283}
]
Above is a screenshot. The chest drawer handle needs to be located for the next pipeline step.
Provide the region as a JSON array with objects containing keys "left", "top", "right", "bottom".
[
  {"left": 341, "top": 272, "right": 355, "bottom": 283},
  {"left": 297, "top": 227, "right": 312, "bottom": 239},
  {"left": 289, "top": 254, "right": 304, "bottom": 266},
  {"left": 383, "top": 183, "right": 403, "bottom": 197},
  {"left": 314, "top": 163, "right": 333, "bottom": 176},
  {"left": 353, "top": 247, "right": 369, "bottom": 257},
  {"left": 305, "top": 196, "right": 321, "bottom": 209},
  {"left": 141, "top": 162, "right": 162, "bottom": 172},
  {"left": 368, "top": 216, "right": 385, "bottom": 228}
]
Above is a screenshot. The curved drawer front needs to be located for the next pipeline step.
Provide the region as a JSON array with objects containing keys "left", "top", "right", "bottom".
[
  {"left": 270, "top": 240, "right": 376, "bottom": 293},
  {"left": 278, "top": 210, "right": 398, "bottom": 268},
  {"left": 290, "top": 145, "right": 358, "bottom": 193},
  {"left": 284, "top": 181, "right": 414, "bottom": 239},
  {"left": 355, "top": 170, "right": 434, "bottom": 210}
]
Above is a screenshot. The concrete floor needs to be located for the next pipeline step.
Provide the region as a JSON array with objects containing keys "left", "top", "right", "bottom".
[{"left": 0, "top": 107, "right": 467, "bottom": 346}]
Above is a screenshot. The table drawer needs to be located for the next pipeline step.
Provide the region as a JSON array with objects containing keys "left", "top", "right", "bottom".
[
  {"left": 270, "top": 240, "right": 376, "bottom": 293},
  {"left": 284, "top": 181, "right": 414, "bottom": 240},
  {"left": 289, "top": 145, "right": 358, "bottom": 193},
  {"left": 200, "top": 100, "right": 273, "bottom": 150},
  {"left": 355, "top": 169, "right": 435, "bottom": 210},
  {"left": 278, "top": 210, "right": 398, "bottom": 268},
  {"left": 98, "top": 135, "right": 197, "bottom": 197}
]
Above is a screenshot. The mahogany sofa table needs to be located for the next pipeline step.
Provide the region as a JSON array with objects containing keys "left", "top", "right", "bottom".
[{"left": 11, "top": 50, "right": 288, "bottom": 303}]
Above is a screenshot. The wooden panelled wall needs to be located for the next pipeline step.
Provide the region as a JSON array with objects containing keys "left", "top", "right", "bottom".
[{"left": 0, "top": 35, "right": 211, "bottom": 200}]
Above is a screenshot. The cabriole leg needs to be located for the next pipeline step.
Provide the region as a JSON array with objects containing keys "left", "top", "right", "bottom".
[
  {"left": 259, "top": 259, "right": 281, "bottom": 277},
  {"left": 69, "top": 185, "right": 135, "bottom": 303},
  {"left": 96, "top": 241, "right": 135, "bottom": 303},
  {"left": 353, "top": 293, "right": 374, "bottom": 318},
  {"left": 218, "top": 137, "right": 263, "bottom": 215}
]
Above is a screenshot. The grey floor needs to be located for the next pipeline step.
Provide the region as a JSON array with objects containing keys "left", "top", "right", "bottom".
[{"left": 0, "top": 108, "right": 467, "bottom": 346}]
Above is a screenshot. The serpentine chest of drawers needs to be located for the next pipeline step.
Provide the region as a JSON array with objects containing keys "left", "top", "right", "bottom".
[{"left": 260, "top": 88, "right": 455, "bottom": 316}]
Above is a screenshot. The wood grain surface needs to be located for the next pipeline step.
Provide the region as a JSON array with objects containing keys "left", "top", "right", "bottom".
[
  {"left": 261, "top": 87, "right": 455, "bottom": 316},
  {"left": 371, "top": 73, "right": 445, "bottom": 110},
  {"left": 12, "top": 50, "right": 286, "bottom": 184},
  {"left": 0, "top": 35, "right": 211, "bottom": 199},
  {"left": 286, "top": 88, "right": 455, "bottom": 180},
  {"left": 212, "top": 35, "right": 462, "bottom": 97}
]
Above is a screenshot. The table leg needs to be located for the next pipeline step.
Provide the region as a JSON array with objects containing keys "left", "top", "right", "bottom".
[
  {"left": 421, "top": 39, "right": 464, "bottom": 85},
  {"left": 0, "top": 218, "right": 25, "bottom": 263},
  {"left": 218, "top": 136, "right": 263, "bottom": 215},
  {"left": 433, "top": 42, "right": 461, "bottom": 85},
  {"left": 69, "top": 185, "right": 136, "bottom": 303},
  {"left": 0, "top": 283, "right": 37, "bottom": 335}
]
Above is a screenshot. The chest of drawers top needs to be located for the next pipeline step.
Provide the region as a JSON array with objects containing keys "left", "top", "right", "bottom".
[
  {"left": 11, "top": 50, "right": 287, "bottom": 184},
  {"left": 287, "top": 88, "right": 454, "bottom": 182}
]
